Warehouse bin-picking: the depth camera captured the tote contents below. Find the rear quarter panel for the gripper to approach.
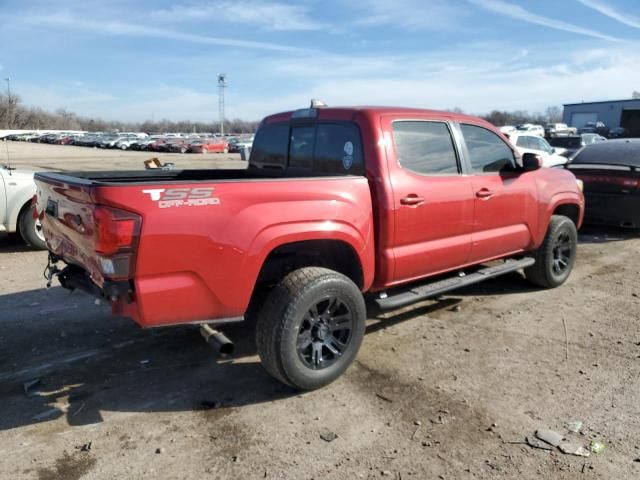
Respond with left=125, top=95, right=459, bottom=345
left=99, top=177, right=375, bottom=327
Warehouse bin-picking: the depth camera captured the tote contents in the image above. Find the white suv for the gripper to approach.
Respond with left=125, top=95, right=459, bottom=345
left=506, top=133, right=567, bottom=168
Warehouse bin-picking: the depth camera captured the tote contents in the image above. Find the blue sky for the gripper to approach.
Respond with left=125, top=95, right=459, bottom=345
left=0, top=0, right=639, bottom=121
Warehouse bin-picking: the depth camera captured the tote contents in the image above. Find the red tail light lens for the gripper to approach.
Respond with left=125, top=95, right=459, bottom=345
left=94, top=206, right=142, bottom=256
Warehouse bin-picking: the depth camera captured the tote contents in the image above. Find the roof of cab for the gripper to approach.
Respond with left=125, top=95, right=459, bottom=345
left=263, top=106, right=494, bottom=128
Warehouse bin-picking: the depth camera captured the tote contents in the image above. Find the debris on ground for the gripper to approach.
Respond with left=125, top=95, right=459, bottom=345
left=375, top=393, right=394, bottom=403
left=535, top=429, right=563, bottom=447
left=526, top=436, right=553, bottom=451
left=320, top=431, right=338, bottom=443
left=77, top=442, right=92, bottom=452
left=155, top=447, right=164, bottom=454
left=565, top=420, right=583, bottom=433
left=590, top=441, right=605, bottom=454
left=23, top=378, right=41, bottom=395
left=559, top=443, right=590, bottom=457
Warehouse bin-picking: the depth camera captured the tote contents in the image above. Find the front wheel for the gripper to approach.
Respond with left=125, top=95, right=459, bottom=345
left=256, top=267, right=366, bottom=390
left=19, top=205, right=47, bottom=250
left=525, top=215, right=577, bottom=288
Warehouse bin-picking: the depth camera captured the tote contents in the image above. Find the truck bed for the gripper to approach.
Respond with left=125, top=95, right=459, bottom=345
left=34, top=169, right=375, bottom=328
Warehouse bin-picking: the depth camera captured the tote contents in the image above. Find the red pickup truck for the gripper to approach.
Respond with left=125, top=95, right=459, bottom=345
left=35, top=105, right=584, bottom=390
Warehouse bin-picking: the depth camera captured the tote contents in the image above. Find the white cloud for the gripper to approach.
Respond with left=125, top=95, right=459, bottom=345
left=468, top=0, right=620, bottom=41
left=353, top=0, right=465, bottom=30
left=20, top=43, right=639, bottom=122
left=151, top=1, right=326, bottom=31
left=20, top=12, right=315, bottom=53
left=577, top=0, right=640, bottom=29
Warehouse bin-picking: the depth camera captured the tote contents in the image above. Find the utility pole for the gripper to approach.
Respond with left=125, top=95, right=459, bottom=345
left=217, top=73, right=227, bottom=136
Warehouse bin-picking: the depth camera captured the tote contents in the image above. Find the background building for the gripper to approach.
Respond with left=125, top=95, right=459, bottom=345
left=563, top=99, right=640, bottom=133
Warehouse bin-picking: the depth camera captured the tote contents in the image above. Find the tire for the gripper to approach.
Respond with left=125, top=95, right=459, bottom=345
left=525, top=215, right=577, bottom=288
left=256, top=267, right=366, bottom=390
left=19, top=205, right=47, bottom=250
left=120, top=144, right=127, bottom=150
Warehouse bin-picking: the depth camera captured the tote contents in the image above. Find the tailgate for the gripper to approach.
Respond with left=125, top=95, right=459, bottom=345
left=34, top=174, right=141, bottom=289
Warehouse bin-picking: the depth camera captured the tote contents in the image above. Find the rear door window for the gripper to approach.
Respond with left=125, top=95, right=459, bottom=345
left=391, top=121, right=459, bottom=175
left=461, top=124, right=516, bottom=173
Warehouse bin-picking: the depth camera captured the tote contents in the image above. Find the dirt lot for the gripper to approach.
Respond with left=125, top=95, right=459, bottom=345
left=1, top=143, right=639, bottom=479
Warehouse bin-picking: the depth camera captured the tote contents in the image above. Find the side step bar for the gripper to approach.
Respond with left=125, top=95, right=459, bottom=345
left=374, top=257, right=535, bottom=311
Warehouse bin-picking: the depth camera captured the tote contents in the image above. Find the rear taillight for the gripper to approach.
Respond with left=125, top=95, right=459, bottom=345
left=93, top=206, right=141, bottom=280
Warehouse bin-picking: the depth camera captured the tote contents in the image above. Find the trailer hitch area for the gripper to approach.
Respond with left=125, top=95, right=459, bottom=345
left=43, top=253, right=63, bottom=288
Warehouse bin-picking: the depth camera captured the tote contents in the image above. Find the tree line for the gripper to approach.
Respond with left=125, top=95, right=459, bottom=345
left=0, top=94, right=259, bottom=133
left=1, top=93, right=563, bottom=133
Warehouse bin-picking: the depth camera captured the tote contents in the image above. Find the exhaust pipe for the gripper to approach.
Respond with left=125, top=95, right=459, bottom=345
left=200, top=324, right=234, bottom=356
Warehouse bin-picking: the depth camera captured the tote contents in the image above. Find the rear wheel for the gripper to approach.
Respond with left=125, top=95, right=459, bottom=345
left=19, top=204, right=47, bottom=250
left=525, top=215, right=577, bottom=288
left=256, top=267, right=366, bottom=390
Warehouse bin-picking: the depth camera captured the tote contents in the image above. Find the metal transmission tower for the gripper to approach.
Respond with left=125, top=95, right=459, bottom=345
left=217, top=74, right=227, bottom=136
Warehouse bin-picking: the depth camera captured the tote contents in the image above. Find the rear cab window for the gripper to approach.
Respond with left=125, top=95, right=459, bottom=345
left=250, top=121, right=364, bottom=175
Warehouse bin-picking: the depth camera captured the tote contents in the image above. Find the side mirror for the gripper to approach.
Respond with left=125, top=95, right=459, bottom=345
left=521, top=152, right=543, bottom=171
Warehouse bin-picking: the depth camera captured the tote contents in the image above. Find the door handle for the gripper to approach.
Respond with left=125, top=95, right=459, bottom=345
left=475, top=188, right=494, bottom=199
left=400, top=194, right=425, bottom=206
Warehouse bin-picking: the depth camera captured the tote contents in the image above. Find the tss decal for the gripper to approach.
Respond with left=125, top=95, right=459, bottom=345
left=142, top=187, right=220, bottom=208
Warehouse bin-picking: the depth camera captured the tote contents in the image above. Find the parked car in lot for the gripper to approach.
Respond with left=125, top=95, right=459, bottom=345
left=230, top=136, right=254, bottom=155
left=505, top=133, right=568, bottom=167
left=516, top=124, right=545, bottom=137
left=544, top=123, right=577, bottom=137
left=187, top=138, right=229, bottom=154
left=499, top=125, right=516, bottom=135
left=581, top=133, right=607, bottom=145
left=567, top=139, right=640, bottom=228
left=548, top=135, right=585, bottom=160
left=35, top=104, right=584, bottom=390
left=608, top=127, right=628, bottom=139
left=1, top=164, right=46, bottom=249
left=579, top=121, right=609, bottom=137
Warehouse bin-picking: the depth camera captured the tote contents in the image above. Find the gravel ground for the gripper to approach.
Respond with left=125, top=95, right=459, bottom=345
left=1, top=142, right=639, bottom=479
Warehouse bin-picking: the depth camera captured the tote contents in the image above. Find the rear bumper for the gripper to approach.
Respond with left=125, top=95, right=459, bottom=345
left=55, top=264, right=244, bottom=328
left=58, top=265, right=133, bottom=302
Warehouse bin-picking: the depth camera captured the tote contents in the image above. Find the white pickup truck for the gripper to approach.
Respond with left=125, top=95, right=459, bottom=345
left=0, top=164, right=46, bottom=249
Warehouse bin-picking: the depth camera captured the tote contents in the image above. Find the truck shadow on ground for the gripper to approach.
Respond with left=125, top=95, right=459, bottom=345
left=0, top=286, right=467, bottom=433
